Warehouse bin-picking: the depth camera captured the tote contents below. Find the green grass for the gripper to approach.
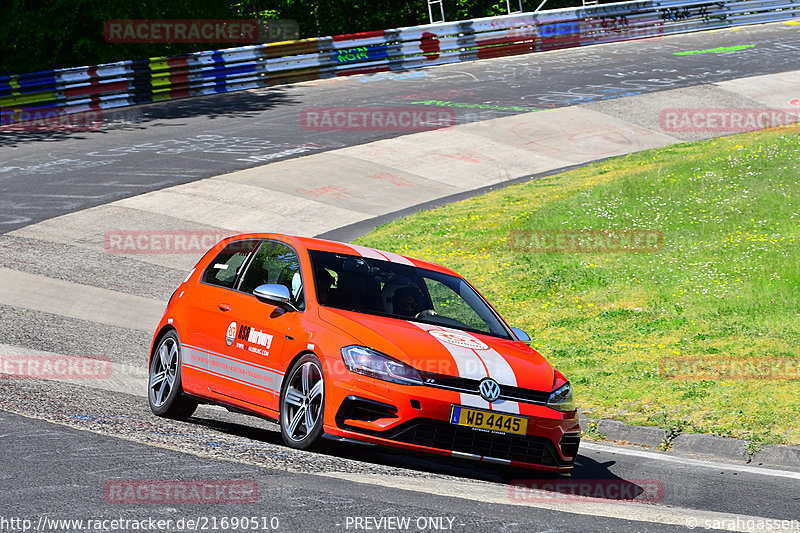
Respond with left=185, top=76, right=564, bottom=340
left=355, top=124, right=800, bottom=446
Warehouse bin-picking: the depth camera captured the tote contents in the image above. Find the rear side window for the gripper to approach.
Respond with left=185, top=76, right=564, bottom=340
left=202, top=240, right=259, bottom=289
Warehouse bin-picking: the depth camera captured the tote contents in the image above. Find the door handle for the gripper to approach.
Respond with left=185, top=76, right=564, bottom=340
left=218, top=303, right=231, bottom=312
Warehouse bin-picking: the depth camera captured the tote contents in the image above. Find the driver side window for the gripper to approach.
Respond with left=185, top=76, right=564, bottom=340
left=239, top=241, right=305, bottom=310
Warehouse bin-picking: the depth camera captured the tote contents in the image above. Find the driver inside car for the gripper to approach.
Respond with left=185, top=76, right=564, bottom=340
left=315, top=267, right=335, bottom=305
left=392, top=286, right=424, bottom=317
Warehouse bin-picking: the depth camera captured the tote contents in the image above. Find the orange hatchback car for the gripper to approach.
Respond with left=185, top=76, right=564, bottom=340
left=148, top=233, right=581, bottom=473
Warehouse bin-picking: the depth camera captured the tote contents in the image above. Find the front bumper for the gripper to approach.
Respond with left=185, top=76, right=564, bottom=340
left=324, top=373, right=581, bottom=472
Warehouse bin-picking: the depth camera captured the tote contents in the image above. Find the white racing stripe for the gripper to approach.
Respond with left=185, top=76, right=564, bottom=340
left=378, top=250, right=415, bottom=266
left=347, top=244, right=387, bottom=261
left=412, top=323, right=489, bottom=379
left=413, top=323, right=522, bottom=413
left=347, top=243, right=415, bottom=266
left=469, top=342, right=520, bottom=415
left=412, top=322, right=490, bottom=409
left=416, top=321, right=492, bottom=409
left=489, top=398, right=519, bottom=414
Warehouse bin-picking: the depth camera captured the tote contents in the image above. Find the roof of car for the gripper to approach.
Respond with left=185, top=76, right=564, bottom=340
left=227, top=233, right=459, bottom=277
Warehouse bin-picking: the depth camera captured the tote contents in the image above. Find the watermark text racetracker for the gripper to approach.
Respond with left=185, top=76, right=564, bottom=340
left=0, top=354, right=111, bottom=380
left=1, top=109, right=103, bottom=132
left=0, top=515, right=280, bottom=532
left=104, top=230, right=234, bottom=254
left=509, top=479, right=664, bottom=503
left=104, top=480, right=258, bottom=504
left=660, top=108, right=800, bottom=133
left=104, top=19, right=298, bottom=43
left=508, top=230, right=664, bottom=253
left=301, top=108, right=456, bottom=131
left=660, top=357, right=800, bottom=380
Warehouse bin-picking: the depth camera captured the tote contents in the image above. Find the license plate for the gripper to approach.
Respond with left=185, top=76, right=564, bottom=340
left=450, top=406, right=528, bottom=435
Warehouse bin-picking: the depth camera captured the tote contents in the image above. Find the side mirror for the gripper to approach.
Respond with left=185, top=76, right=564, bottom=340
left=511, top=327, right=531, bottom=343
left=253, top=284, right=293, bottom=309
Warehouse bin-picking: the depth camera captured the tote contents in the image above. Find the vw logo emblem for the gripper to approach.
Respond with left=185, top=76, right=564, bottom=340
left=479, top=378, right=501, bottom=403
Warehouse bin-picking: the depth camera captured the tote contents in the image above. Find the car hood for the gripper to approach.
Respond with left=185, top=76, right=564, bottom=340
left=317, top=307, right=554, bottom=392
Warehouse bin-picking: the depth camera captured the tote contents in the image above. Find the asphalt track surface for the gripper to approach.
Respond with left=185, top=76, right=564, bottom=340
left=2, top=23, right=800, bottom=533
left=2, top=23, right=800, bottom=231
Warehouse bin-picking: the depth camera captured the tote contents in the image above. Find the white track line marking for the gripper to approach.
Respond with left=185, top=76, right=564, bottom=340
left=0, top=268, right=164, bottom=332
left=320, top=472, right=800, bottom=532
left=0, top=344, right=146, bottom=397
left=580, top=442, right=800, bottom=480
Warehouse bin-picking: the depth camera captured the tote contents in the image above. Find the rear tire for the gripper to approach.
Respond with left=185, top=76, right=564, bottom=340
left=279, top=354, right=326, bottom=450
left=148, top=330, right=198, bottom=420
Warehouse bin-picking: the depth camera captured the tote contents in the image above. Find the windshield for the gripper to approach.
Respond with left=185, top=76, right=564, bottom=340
left=309, top=250, right=512, bottom=339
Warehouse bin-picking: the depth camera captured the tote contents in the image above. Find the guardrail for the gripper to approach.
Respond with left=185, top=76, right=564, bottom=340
left=1, top=0, right=797, bottom=125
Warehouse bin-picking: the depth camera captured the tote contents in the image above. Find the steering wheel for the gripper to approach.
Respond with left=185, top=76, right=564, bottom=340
left=415, top=309, right=438, bottom=319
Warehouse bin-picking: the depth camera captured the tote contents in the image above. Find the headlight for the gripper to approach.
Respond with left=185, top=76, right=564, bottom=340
left=341, top=345, right=423, bottom=386
left=547, top=381, right=576, bottom=412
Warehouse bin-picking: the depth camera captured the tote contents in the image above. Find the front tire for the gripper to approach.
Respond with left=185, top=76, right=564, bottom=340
left=279, top=354, right=326, bottom=450
left=148, top=330, right=197, bottom=420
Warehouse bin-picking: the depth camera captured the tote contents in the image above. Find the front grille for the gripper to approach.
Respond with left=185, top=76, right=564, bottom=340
left=420, top=373, right=551, bottom=405
left=386, top=419, right=566, bottom=467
